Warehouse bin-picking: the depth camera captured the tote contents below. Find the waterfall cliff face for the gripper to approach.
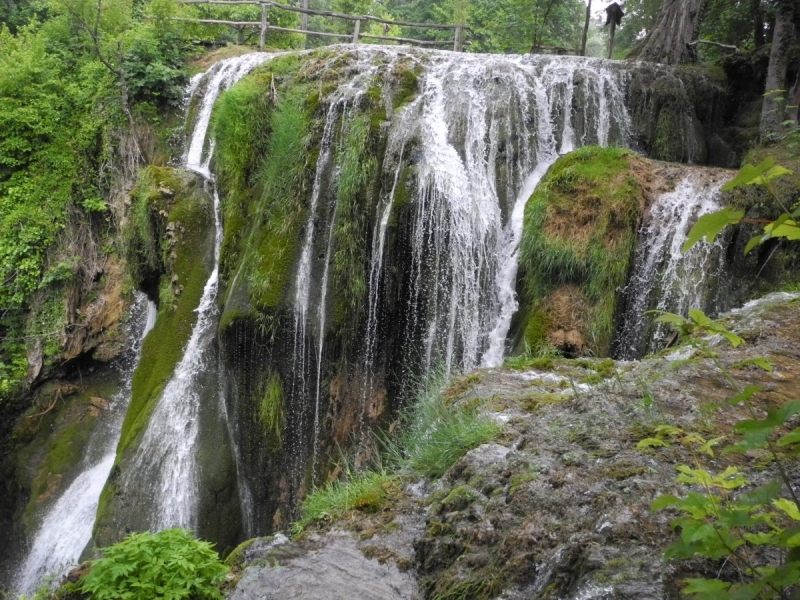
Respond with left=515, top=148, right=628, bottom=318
left=88, top=46, right=735, bottom=545
left=210, top=47, right=671, bottom=531
left=14, top=294, right=155, bottom=596
left=92, top=54, right=273, bottom=550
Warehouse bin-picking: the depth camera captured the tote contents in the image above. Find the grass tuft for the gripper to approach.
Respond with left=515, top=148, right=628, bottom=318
left=388, top=376, right=501, bottom=479
left=293, top=470, right=396, bottom=533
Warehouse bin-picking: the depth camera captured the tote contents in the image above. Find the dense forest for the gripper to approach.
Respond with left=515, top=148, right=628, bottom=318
left=2, top=0, right=800, bottom=598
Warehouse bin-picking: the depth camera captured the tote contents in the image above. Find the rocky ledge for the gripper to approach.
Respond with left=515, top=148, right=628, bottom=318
left=228, top=293, right=800, bottom=600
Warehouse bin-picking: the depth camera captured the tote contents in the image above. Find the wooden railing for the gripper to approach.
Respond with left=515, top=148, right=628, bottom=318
left=172, top=0, right=467, bottom=51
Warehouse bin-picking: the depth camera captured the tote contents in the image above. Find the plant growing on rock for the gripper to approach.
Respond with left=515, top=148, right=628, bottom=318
left=642, top=310, right=800, bottom=598
left=80, top=528, right=228, bottom=600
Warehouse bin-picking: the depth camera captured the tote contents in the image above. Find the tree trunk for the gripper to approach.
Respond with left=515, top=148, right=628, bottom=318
left=753, top=0, right=765, bottom=47
left=760, top=0, right=796, bottom=139
left=637, top=0, right=706, bottom=65
left=581, top=0, right=592, bottom=56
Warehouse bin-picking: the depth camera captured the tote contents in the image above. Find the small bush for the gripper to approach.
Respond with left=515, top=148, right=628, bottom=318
left=80, top=529, right=227, bottom=600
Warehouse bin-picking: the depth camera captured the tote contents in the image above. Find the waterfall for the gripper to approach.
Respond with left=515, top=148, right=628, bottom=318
left=614, top=170, right=733, bottom=359
left=387, top=53, right=631, bottom=375
left=122, top=52, right=273, bottom=530
left=14, top=294, right=156, bottom=596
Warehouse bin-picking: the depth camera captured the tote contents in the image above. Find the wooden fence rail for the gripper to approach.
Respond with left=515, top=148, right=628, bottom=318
left=171, top=0, right=466, bottom=51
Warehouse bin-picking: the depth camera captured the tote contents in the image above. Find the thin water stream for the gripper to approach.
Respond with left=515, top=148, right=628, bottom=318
left=14, top=294, right=156, bottom=596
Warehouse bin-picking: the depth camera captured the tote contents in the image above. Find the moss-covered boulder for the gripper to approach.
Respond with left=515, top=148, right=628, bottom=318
left=517, top=147, right=646, bottom=357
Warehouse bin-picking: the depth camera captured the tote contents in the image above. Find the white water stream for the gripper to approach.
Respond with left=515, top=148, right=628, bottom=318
left=14, top=294, right=156, bottom=596
left=615, top=171, right=733, bottom=359
left=122, top=53, right=273, bottom=531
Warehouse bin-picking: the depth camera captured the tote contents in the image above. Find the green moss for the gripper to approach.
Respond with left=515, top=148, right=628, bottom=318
left=117, top=170, right=214, bottom=457
left=224, top=538, right=256, bottom=568
left=440, top=485, right=476, bottom=512
left=519, top=147, right=643, bottom=356
left=331, top=113, right=379, bottom=325
left=504, top=355, right=555, bottom=370
left=652, top=111, right=684, bottom=163
left=520, top=392, right=569, bottom=413
left=523, top=308, right=550, bottom=354
left=393, top=65, right=419, bottom=109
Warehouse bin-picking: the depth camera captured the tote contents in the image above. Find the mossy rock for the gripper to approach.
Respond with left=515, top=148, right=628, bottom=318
left=116, top=167, right=215, bottom=459
left=518, top=147, right=646, bottom=357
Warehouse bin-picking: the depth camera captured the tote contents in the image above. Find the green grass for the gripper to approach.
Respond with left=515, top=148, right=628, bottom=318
left=388, top=377, right=501, bottom=479
left=293, top=375, right=501, bottom=534
left=257, top=371, right=284, bottom=449
left=213, top=61, right=311, bottom=312
left=293, top=470, right=397, bottom=533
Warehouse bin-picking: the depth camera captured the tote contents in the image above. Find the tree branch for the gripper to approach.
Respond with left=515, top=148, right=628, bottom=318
left=688, top=39, right=739, bottom=52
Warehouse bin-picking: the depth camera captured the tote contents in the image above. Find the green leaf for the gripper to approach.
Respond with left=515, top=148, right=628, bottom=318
left=774, top=498, right=800, bottom=521
left=653, top=312, right=688, bottom=326
left=651, top=494, right=681, bottom=511
left=681, top=578, right=730, bottom=597
left=682, top=207, right=745, bottom=253
left=721, top=158, right=776, bottom=191
left=725, top=385, right=762, bottom=407
left=778, top=427, right=800, bottom=447
left=765, top=218, right=800, bottom=241
left=751, top=165, right=793, bottom=185
left=732, top=358, right=773, bottom=372
left=688, top=309, right=712, bottom=327
left=637, top=437, right=669, bottom=449
left=744, top=234, right=765, bottom=255
left=738, top=480, right=782, bottom=506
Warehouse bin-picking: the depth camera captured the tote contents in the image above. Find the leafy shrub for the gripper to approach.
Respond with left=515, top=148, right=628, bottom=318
left=642, top=310, right=800, bottom=598
left=81, top=529, right=227, bottom=600
left=123, top=27, right=188, bottom=110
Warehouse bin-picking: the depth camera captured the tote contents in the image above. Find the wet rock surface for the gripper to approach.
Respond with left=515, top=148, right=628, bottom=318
left=231, top=293, right=800, bottom=599
left=229, top=531, right=420, bottom=600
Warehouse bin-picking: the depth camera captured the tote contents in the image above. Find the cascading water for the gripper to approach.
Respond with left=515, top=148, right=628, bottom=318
left=121, top=52, right=273, bottom=530
left=614, top=170, right=733, bottom=359
left=14, top=294, right=156, bottom=596
left=374, top=53, right=631, bottom=376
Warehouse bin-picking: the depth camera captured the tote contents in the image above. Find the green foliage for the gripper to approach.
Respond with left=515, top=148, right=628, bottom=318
left=645, top=309, right=800, bottom=598
left=387, top=377, right=501, bottom=479
left=652, top=309, right=745, bottom=348
left=257, top=370, right=284, bottom=447
left=123, top=26, right=188, bottom=110
left=387, top=0, right=585, bottom=54
left=683, top=159, right=798, bottom=255
left=294, top=374, right=499, bottom=534
left=331, top=111, right=377, bottom=324
left=293, top=470, right=397, bottom=533
left=81, top=529, right=228, bottom=600
left=212, top=59, right=311, bottom=311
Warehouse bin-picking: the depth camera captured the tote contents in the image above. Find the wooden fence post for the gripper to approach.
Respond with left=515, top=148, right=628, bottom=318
left=301, top=0, right=309, bottom=31
left=259, top=2, right=268, bottom=50
left=453, top=24, right=464, bottom=52
left=352, top=18, right=361, bottom=43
